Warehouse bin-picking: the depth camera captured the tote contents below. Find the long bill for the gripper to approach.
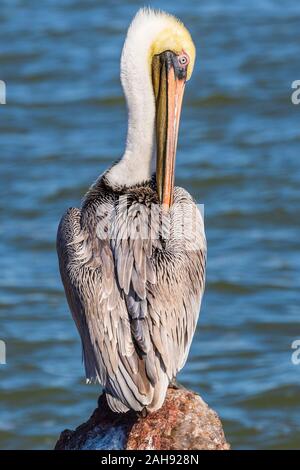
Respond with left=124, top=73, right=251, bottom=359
left=153, top=52, right=186, bottom=208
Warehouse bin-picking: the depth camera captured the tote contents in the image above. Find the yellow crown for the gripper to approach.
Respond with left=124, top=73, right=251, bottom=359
left=149, top=15, right=196, bottom=81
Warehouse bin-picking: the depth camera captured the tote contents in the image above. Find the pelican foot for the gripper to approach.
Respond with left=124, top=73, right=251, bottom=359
left=169, top=379, right=188, bottom=391
left=138, top=407, right=148, bottom=418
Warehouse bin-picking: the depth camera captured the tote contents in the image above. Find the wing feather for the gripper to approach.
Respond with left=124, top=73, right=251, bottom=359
left=56, top=185, right=206, bottom=412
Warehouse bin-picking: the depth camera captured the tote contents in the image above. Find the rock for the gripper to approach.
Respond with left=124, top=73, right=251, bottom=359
left=55, top=388, right=230, bottom=450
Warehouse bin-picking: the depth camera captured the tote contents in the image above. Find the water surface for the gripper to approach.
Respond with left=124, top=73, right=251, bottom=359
left=0, top=0, right=300, bottom=449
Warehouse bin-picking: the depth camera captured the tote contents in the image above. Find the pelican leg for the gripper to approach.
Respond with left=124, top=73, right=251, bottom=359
left=169, top=378, right=188, bottom=391
left=139, top=407, right=148, bottom=418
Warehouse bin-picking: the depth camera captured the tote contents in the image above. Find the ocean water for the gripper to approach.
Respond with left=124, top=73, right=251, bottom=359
left=0, top=0, right=300, bottom=450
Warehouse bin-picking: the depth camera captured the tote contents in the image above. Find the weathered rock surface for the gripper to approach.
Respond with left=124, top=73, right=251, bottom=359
left=55, top=388, right=230, bottom=450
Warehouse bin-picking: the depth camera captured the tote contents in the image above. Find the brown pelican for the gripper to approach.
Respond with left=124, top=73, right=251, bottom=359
left=57, top=8, right=206, bottom=413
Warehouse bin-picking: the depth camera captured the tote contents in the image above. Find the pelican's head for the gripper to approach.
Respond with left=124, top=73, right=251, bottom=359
left=112, top=8, right=196, bottom=206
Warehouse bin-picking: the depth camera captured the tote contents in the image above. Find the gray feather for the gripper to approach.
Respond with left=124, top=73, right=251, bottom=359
left=56, top=180, right=206, bottom=413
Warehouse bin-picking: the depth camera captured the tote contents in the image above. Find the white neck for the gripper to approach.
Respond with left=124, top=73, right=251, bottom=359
left=105, top=10, right=171, bottom=188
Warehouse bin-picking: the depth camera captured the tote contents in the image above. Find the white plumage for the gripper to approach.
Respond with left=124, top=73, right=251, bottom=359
left=107, top=8, right=193, bottom=188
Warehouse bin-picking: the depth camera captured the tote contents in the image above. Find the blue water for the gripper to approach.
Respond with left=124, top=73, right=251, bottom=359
left=1, top=0, right=300, bottom=449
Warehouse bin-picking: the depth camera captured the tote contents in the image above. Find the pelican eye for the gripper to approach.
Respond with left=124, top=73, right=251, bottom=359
left=178, top=54, right=189, bottom=66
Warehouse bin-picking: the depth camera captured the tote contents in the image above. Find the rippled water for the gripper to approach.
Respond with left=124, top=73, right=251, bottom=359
left=1, top=0, right=300, bottom=450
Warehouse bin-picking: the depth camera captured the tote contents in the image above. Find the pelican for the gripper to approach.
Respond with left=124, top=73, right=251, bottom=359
left=57, top=8, right=206, bottom=413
